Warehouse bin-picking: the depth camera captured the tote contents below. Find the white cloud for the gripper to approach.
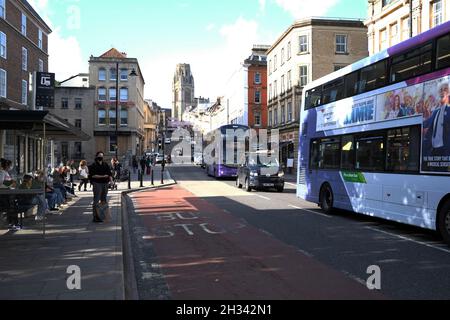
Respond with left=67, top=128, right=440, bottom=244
left=206, top=23, right=216, bottom=32
left=274, top=0, right=340, bottom=18
left=26, top=0, right=86, bottom=81
left=259, top=0, right=266, bottom=12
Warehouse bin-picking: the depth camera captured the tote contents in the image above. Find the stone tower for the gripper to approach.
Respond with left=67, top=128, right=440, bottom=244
left=172, top=64, right=195, bottom=121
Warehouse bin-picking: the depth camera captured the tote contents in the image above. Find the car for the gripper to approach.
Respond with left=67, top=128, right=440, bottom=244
left=165, top=138, right=172, bottom=144
left=155, top=154, right=164, bottom=164
left=193, top=153, right=203, bottom=166
left=236, top=158, right=285, bottom=193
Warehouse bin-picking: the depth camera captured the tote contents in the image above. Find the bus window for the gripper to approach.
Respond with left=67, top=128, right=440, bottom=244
left=344, top=71, right=359, bottom=98
left=341, top=135, right=355, bottom=170
left=355, top=135, right=385, bottom=172
left=386, top=126, right=420, bottom=172
left=319, top=138, right=341, bottom=170
left=436, top=33, right=450, bottom=70
left=390, top=43, right=433, bottom=83
left=322, top=78, right=345, bottom=105
left=310, top=140, right=320, bottom=170
left=305, top=87, right=322, bottom=110
left=358, top=60, right=387, bottom=94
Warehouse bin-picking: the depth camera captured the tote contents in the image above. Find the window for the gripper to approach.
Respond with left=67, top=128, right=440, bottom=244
left=22, top=47, right=27, bottom=71
left=269, top=60, right=272, bottom=74
left=38, top=29, right=43, bottom=49
left=74, top=142, right=82, bottom=155
left=287, top=70, right=292, bottom=90
left=109, top=87, right=117, bottom=101
left=355, top=135, right=385, bottom=171
left=299, top=65, right=308, bottom=87
left=359, top=60, right=387, bottom=93
left=390, top=23, right=398, bottom=46
left=98, top=88, right=107, bottom=101
left=334, top=65, right=346, bottom=72
left=281, top=75, right=285, bottom=93
left=109, top=136, right=117, bottom=153
left=305, top=87, right=322, bottom=110
left=310, top=138, right=341, bottom=170
left=432, top=0, right=443, bottom=28
left=75, top=119, right=82, bottom=128
left=39, top=59, right=44, bottom=72
left=322, top=78, right=345, bottom=105
left=341, top=135, right=355, bottom=170
left=254, top=111, right=261, bottom=126
left=390, top=43, right=432, bottom=83
left=120, top=69, right=128, bottom=81
left=21, top=13, right=26, bottom=36
left=110, top=68, right=117, bottom=81
left=61, top=98, right=69, bottom=109
left=98, top=109, right=106, bottom=125
left=0, top=32, right=6, bottom=59
left=401, top=17, right=410, bottom=41
left=274, top=80, right=278, bottom=97
left=269, top=84, right=272, bottom=100
left=274, top=55, right=277, bottom=71
left=345, top=71, right=359, bottom=97
left=120, top=88, right=128, bottom=102
left=336, top=35, right=347, bottom=54
left=0, top=69, right=6, bottom=98
left=281, top=105, right=286, bottom=124
left=281, top=48, right=285, bottom=65
left=380, top=29, right=387, bottom=51
left=287, top=102, right=292, bottom=122
left=121, top=108, right=128, bottom=126
left=75, top=98, right=82, bottom=109
left=287, top=42, right=291, bottom=60
left=0, top=0, right=5, bottom=19
left=436, top=33, right=450, bottom=70
left=299, top=35, right=308, bottom=53
left=21, top=80, right=27, bottom=105
left=274, top=108, right=278, bottom=126
left=386, top=126, right=420, bottom=172
left=254, top=72, right=261, bottom=84
left=269, top=110, right=273, bottom=126
left=255, top=90, right=261, bottom=104
left=99, top=69, right=106, bottom=81
left=109, top=110, right=117, bottom=126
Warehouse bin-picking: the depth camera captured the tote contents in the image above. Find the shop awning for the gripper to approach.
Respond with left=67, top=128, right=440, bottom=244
left=0, top=110, right=91, bottom=141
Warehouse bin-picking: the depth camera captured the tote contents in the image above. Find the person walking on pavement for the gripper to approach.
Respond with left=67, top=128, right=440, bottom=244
left=140, top=156, right=146, bottom=175
left=132, top=156, right=138, bottom=175
left=88, top=152, right=113, bottom=223
left=78, top=160, right=90, bottom=192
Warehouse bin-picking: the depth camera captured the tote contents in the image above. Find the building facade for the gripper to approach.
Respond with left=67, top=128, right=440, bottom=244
left=245, top=45, right=269, bottom=130
left=0, top=0, right=51, bottom=171
left=50, top=82, right=95, bottom=164
left=267, top=18, right=368, bottom=170
left=89, top=48, right=146, bottom=160
left=365, top=0, right=449, bottom=55
left=172, top=63, right=195, bottom=121
left=143, top=99, right=162, bottom=153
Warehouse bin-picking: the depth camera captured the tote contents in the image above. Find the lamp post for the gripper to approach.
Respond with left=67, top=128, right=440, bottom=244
left=115, top=63, right=138, bottom=162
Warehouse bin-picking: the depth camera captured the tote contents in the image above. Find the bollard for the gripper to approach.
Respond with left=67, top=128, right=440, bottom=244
left=140, top=169, right=144, bottom=188
left=161, top=164, right=164, bottom=185
left=151, top=167, right=154, bottom=186
left=128, top=170, right=131, bottom=190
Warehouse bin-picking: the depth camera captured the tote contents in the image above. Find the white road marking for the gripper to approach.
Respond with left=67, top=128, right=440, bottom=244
left=288, top=205, right=332, bottom=219
left=257, top=195, right=271, bottom=201
left=288, top=205, right=303, bottom=210
left=366, top=227, right=450, bottom=254
left=286, top=182, right=297, bottom=187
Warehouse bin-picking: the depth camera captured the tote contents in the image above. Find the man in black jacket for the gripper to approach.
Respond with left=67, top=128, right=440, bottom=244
left=88, top=152, right=113, bottom=223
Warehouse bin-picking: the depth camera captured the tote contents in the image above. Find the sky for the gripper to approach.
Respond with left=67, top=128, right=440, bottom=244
left=28, top=0, right=368, bottom=108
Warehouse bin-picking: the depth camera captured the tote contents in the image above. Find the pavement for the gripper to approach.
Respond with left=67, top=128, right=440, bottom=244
left=0, top=165, right=173, bottom=300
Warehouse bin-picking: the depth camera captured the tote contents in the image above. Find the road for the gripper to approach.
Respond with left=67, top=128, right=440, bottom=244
left=125, top=164, right=450, bottom=300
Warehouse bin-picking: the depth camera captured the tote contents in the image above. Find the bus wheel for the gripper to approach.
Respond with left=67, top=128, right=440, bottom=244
left=320, top=183, right=334, bottom=214
left=245, top=179, right=252, bottom=192
left=438, top=200, right=450, bottom=246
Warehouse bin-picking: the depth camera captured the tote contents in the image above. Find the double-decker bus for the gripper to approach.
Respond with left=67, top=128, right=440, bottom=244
left=297, top=21, right=450, bottom=244
left=205, top=124, right=250, bottom=178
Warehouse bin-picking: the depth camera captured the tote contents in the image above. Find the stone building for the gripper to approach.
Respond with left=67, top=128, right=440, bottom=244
left=267, top=17, right=368, bottom=169
left=365, top=0, right=449, bottom=55
left=172, top=63, right=195, bottom=121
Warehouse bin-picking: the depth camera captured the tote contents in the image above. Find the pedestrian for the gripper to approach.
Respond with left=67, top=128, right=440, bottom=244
left=132, top=156, right=138, bottom=175
left=146, top=156, right=152, bottom=175
left=140, top=156, right=146, bottom=175
left=88, top=152, right=113, bottom=223
left=78, top=160, right=90, bottom=192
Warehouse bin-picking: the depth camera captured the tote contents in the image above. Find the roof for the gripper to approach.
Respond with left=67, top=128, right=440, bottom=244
left=0, top=110, right=91, bottom=141
left=99, top=48, right=127, bottom=59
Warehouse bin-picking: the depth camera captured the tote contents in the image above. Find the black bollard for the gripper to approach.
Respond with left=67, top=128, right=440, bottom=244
left=161, top=164, right=165, bottom=185
left=140, top=169, right=144, bottom=188
left=128, top=170, right=131, bottom=190
left=151, top=167, right=154, bottom=186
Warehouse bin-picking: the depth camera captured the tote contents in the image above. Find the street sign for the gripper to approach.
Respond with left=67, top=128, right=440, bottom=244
left=35, top=72, right=55, bottom=110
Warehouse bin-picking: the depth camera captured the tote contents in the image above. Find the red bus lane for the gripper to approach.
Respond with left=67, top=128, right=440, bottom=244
left=129, top=186, right=384, bottom=300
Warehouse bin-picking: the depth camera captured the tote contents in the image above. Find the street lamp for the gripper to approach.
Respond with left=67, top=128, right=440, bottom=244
left=115, top=64, right=138, bottom=161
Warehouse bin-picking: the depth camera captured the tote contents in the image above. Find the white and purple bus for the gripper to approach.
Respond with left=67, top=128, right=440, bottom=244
left=297, top=21, right=450, bottom=244
left=205, top=124, right=250, bottom=178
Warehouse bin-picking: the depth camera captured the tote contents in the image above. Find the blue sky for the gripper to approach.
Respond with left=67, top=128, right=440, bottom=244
left=30, top=0, right=368, bottom=107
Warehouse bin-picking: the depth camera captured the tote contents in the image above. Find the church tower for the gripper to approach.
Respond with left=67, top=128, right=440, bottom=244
left=172, top=64, right=195, bottom=121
